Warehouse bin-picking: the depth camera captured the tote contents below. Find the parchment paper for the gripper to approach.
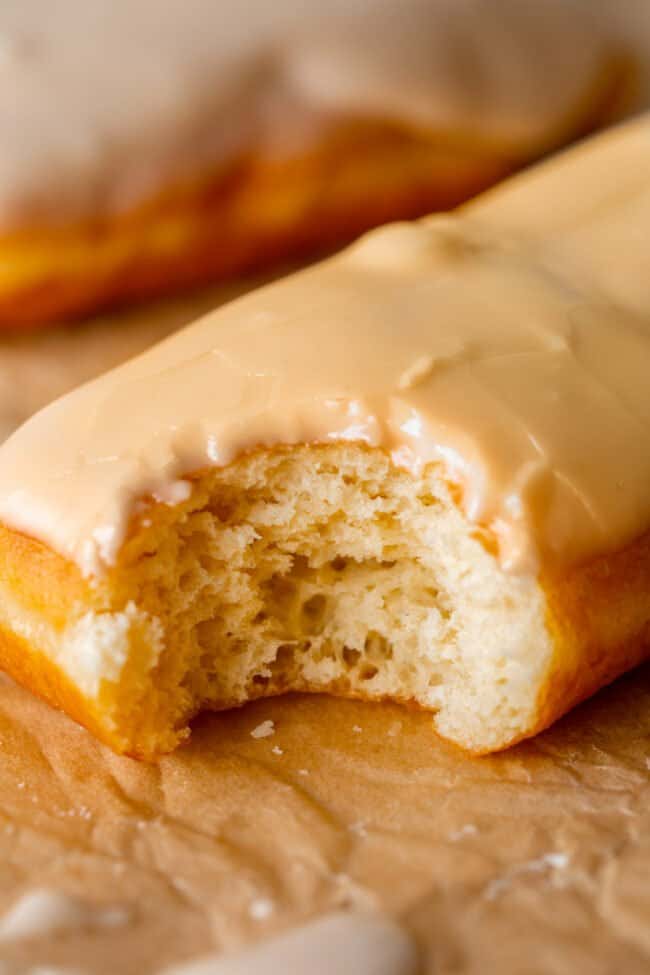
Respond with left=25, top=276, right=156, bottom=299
left=0, top=669, right=649, bottom=974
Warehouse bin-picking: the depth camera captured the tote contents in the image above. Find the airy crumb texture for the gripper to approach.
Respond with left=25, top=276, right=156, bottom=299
left=16, top=444, right=549, bottom=757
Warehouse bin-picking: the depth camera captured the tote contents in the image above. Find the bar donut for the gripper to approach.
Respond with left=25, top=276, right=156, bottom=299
left=0, top=0, right=634, bottom=328
left=0, top=117, right=649, bottom=758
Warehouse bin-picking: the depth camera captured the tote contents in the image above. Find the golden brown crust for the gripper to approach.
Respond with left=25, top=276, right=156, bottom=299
left=0, top=523, right=129, bottom=751
left=533, top=533, right=650, bottom=741
left=0, top=621, right=128, bottom=753
left=0, top=51, right=633, bottom=331
left=0, top=522, right=92, bottom=627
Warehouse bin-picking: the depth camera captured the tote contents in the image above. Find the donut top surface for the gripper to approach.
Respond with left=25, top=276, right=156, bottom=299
left=0, top=118, right=649, bottom=576
left=0, top=0, right=616, bottom=228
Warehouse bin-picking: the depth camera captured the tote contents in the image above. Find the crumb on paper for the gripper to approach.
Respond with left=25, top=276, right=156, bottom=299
left=250, top=720, right=275, bottom=740
left=543, top=853, right=569, bottom=869
left=271, top=745, right=283, bottom=756
left=249, top=898, right=274, bottom=921
left=352, top=725, right=363, bottom=734
left=297, top=769, right=309, bottom=777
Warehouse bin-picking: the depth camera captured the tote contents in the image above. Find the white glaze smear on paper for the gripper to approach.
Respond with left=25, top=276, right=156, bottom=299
left=160, top=912, right=419, bottom=975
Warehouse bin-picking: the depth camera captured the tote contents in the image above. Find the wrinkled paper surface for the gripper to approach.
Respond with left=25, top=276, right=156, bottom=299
left=0, top=675, right=649, bottom=974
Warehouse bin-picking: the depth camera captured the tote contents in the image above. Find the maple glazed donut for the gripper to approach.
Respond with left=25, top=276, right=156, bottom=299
left=0, top=117, right=649, bottom=757
left=0, top=0, right=634, bottom=328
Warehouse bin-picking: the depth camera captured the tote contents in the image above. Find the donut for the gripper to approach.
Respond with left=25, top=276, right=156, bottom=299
left=0, top=117, right=649, bottom=757
left=0, top=0, right=634, bottom=328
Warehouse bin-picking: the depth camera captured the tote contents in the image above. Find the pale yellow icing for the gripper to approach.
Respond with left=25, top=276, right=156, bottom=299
left=0, top=0, right=615, bottom=228
left=0, top=118, right=649, bottom=575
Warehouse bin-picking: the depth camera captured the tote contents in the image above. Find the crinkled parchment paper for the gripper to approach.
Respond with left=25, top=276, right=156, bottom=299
left=0, top=673, right=649, bottom=974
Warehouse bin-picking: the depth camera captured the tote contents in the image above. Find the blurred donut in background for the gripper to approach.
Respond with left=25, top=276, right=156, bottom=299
left=0, top=0, right=636, bottom=328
